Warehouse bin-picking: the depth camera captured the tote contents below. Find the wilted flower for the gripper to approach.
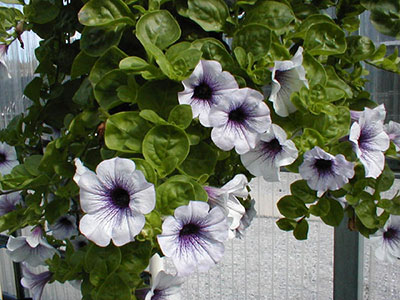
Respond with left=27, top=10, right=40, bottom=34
left=269, top=47, right=308, bottom=117
left=74, top=157, right=156, bottom=247
left=21, top=264, right=53, bottom=300
left=49, top=214, right=78, bottom=240
left=0, top=142, right=19, bottom=175
left=371, top=215, right=400, bottom=263
left=349, top=105, right=390, bottom=178
left=209, top=88, right=271, bottom=154
left=157, top=201, right=229, bottom=276
left=235, top=199, right=257, bottom=239
left=240, top=124, right=298, bottom=181
left=299, top=146, right=355, bottom=196
left=385, top=121, right=400, bottom=151
left=6, top=227, right=58, bottom=267
left=178, top=60, right=238, bottom=127
left=145, top=271, right=184, bottom=300
left=0, top=191, right=22, bottom=216
left=204, top=174, right=248, bottom=236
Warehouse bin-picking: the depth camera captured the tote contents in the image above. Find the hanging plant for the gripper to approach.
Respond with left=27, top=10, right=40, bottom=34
left=0, top=0, right=400, bottom=299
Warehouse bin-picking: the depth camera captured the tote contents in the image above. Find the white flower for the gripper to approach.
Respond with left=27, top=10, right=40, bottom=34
left=349, top=105, right=390, bottom=178
left=209, top=88, right=271, bottom=154
left=350, top=105, right=386, bottom=123
left=21, top=264, right=53, bottom=300
left=371, top=215, right=400, bottom=263
left=240, top=124, right=298, bottom=181
left=385, top=120, right=400, bottom=151
left=269, top=47, right=308, bottom=117
left=73, top=157, right=156, bottom=247
left=49, top=214, right=78, bottom=240
left=178, top=60, right=238, bottom=127
left=299, top=146, right=355, bottom=196
left=157, top=201, right=229, bottom=276
left=145, top=271, right=184, bottom=300
left=0, top=191, right=22, bottom=216
left=0, top=142, right=19, bottom=175
left=235, top=199, right=257, bottom=239
left=6, top=227, right=58, bottom=267
left=204, top=174, right=248, bottom=238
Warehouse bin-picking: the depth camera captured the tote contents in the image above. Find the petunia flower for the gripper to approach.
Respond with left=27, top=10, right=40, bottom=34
left=178, top=60, right=238, bottom=127
left=235, top=199, right=257, bottom=239
left=350, top=105, right=386, bottom=123
left=269, top=47, right=308, bottom=117
left=204, top=174, right=248, bottom=237
left=349, top=105, right=390, bottom=178
left=21, top=264, right=53, bottom=300
left=0, top=142, right=19, bottom=175
left=0, top=191, right=22, bottom=216
left=70, top=235, right=89, bottom=250
left=157, top=201, right=229, bottom=276
left=370, top=215, right=400, bottom=263
left=6, top=227, right=58, bottom=267
left=73, top=157, right=156, bottom=247
left=209, top=88, right=271, bottom=154
left=49, top=214, right=78, bottom=240
left=299, top=146, right=355, bottom=196
left=145, top=271, right=184, bottom=300
left=240, top=124, right=298, bottom=181
left=384, top=120, right=400, bottom=151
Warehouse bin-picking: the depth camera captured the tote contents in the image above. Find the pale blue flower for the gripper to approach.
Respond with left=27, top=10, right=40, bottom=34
left=209, top=88, right=271, bottom=154
left=145, top=271, right=184, bottom=300
left=157, top=201, right=229, bottom=276
left=21, top=263, right=52, bottom=300
left=0, top=191, right=22, bottom=216
left=178, top=60, right=238, bottom=127
left=385, top=120, right=400, bottom=151
left=49, top=214, right=78, bottom=240
left=371, top=215, right=400, bottom=263
left=74, top=157, right=156, bottom=247
left=0, top=142, right=18, bottom=175
left=299, top=146, right=355, bottom=196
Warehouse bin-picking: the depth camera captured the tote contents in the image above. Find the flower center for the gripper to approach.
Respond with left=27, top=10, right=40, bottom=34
left=59, top=217, right=72, bottom=226
left=0, top=153, right=6, bottom=163
left=179, top=223, right=200, bottom=237
left=384, top=227, right=398, bottom=241
left=315, top=159, right=333, bottom=174
left=274, top=70, right=286, bottom=83
left=193, top=82, right=212, bottom=100
left=152, top=289, right=164, bottom=300
left=262, top=138, right=282, bottom=157
left=229, top=106, right=247, bottom=123
left=111, top=187, right=130, bottom=208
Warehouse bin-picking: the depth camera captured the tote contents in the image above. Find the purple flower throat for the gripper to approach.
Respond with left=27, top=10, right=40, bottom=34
left=179, top=223, right=200, bottom=237
left=229, top=106, right=247, bottom=123
left=315, top=159, right=333, bottom=174
left=193, top=82, right=213, bottom=100
left=384, top=227, right=399, bottom=242
left=262, top=138, right=282, bottom=157
left=110, top=187, right=130, bottom=209
left=0, top=153, right=6, bottom=163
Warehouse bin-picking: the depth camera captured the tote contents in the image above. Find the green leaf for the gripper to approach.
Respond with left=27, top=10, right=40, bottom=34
left=276, top=218, right=296, bottom=231
left=303, top=53, right=327, bottom=87
left=78, top=0, right=134, bottom=26
left=23, top=0, right=60, bottom=24
left=355, top=199, right=379, bottom=229
left=165, top=42, right=202, bottom=78
left=132, top=158, right=157, bottom=184
left=304, top=23, right=347, bottom=55
left=277, top=195, right=308, bottom=218
left=325, top=66, right=353, bottom=98
left=232, top=24, right=271, bottom=61
left=139, top=110, right=169, bottom=125
left=375, top=165, right=394, bottom=192
left=244, top=1, right=294, bottom=30
left=71, top=51, right=98, bottom=79
left=192, top=38, right=235, bottom=72
left=96, top=273, right=131, bottom=300
left=187, top=0, right=229, bottom=32
left=345, top=35, right=375, bottom=62
left=168, top=104, right=193, bottom=129
left=89, top=47, right=127, bottom=85
left=156, top=179, right=195, bottom=215
left=293, top=218, right=309, bottom=240
left=94, top=70, right=129, bottom=109
left=178, top=141, right=217, bottom=179
left=321, top=198, right=344, bottom=226
left=24, top=77, right=43, bottom=104
left=85, top=244, right=121, bottom=274
left=309, top=197, right=330, bottom=216
left=136, top=10, right=181, bottom=50
left=105, top=111, right=151, bottom=153
left=290, top=180, right=317, bottom=204
left=142, top=125, right=190, bottom=177
left=80, top=24, right=125, bottom=57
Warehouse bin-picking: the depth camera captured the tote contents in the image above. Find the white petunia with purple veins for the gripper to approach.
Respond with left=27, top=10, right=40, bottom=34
left=73, top=157, right=156, bottom=247
left=269, top=47, right=308, bottom=117
left=49, top=214, right=78, bottom=240
left=349, top=105, right=390, bottom=178
left=204, top=174, right=248, bottom=238
left=0, top=191, right=22, bottom=216
left=209, top=88, right=271, bottom=154
left=157, top=201, right=229, bottom=276
left=370, top=215, right=400, bottom=263
left=145, top=271, right=184, bottom=300
left=240, top=124, right=298, bottom=181
left=385, top=120, right=400, bottom=151
left=21, top=264, right=53, bottom=300
left=0, top=142, right=19, bottom=175
left=178, top=60, right=238, bottom=127
left=299, top=146, right=355, bottom=196
left=6, top=227, right=58, bottom=267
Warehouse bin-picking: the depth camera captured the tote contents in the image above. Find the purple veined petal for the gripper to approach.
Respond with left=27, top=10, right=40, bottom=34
left=371, top=215, right=400, bottom=263
left=96, top=157, right=136, bottom=183
left=111, top=211, right=145, bottom=246
left=385, top=120, right=400, bottom=151
left=359, top=148, right=386, bottom=179
left=145, top=270, right=184, bottom=300
left=79, top=213, right=113, bottom=247
left=49, top=215, right=78, bottom=240
left=128, top=171, right=156, bottom=215
left=21, top=264, right=53, bottom=300
left=0, top=191, right=22, bottom=216
left=26, top=227, right=44, bottom=248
